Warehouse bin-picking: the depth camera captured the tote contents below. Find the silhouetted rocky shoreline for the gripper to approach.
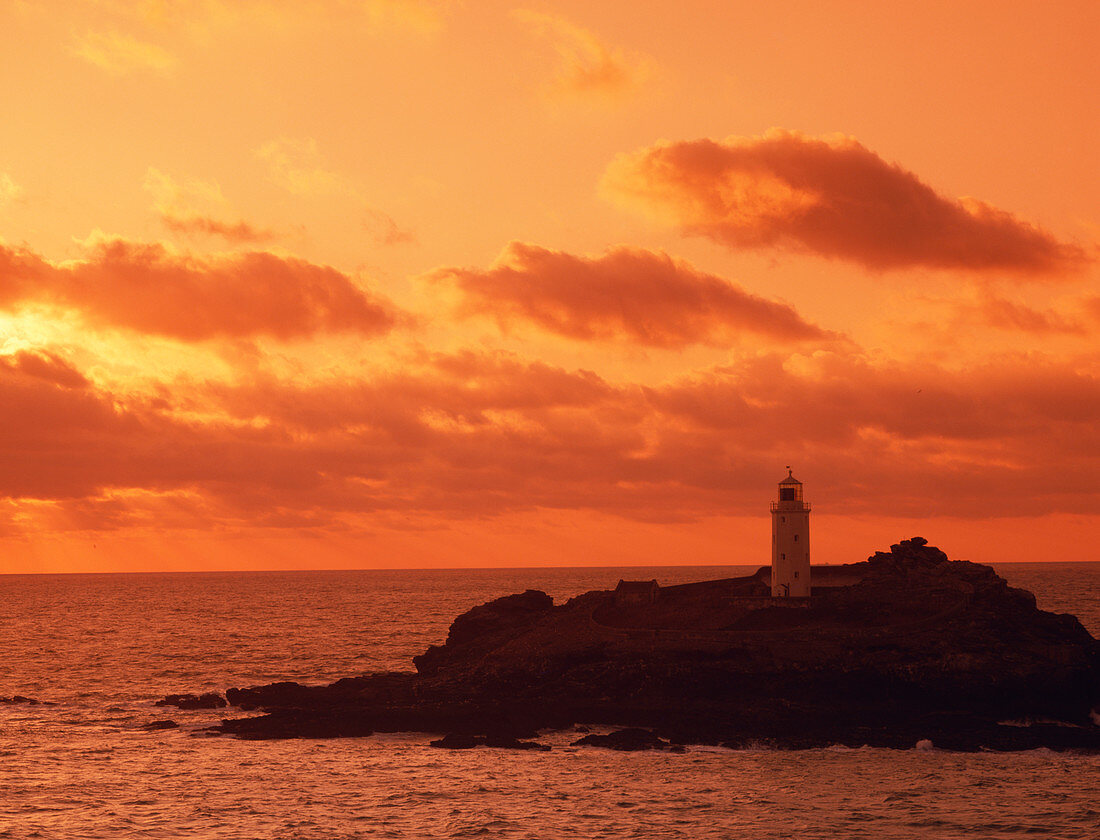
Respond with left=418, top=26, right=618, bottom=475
left=160, top=539, right=1100, bottom=752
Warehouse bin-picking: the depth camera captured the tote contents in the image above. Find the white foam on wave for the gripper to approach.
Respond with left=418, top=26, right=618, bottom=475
left=998, top=717, right=1081, bottom=728
left=683, top=744, right=740, bottom=754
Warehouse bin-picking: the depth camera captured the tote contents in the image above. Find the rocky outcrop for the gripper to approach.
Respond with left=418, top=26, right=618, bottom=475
left=414, top=589, right=554, bottom=676
left=207, top=538, right=1100, bottom=751
left=571, top=728, right=684, bottom=752
left=143, top=719, right=179, bottom=730
left=429, top=733, right=551, bottom=751
left=156, top=692, right=227, bottom=710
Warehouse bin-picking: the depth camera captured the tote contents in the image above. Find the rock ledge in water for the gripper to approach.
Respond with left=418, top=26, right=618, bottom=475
left=429, top=733, right=550, bottom=751
left=156, top=692, right=227, bottom=710
left=571, top=728, right=684, bottom=752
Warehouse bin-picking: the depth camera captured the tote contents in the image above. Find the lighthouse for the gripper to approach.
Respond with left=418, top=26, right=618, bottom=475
left=771, top=467, right=811, bottom=597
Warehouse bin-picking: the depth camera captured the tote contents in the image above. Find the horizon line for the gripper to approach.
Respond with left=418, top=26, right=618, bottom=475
left=2, top=559, right=1097, bottom=577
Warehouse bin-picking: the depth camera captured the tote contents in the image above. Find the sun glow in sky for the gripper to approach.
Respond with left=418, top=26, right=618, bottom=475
left=1, top=0, right=1097, bottom=572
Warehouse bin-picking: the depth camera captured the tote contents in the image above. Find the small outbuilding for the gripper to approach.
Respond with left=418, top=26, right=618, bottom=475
left=614, top=579, right=660, bottom=606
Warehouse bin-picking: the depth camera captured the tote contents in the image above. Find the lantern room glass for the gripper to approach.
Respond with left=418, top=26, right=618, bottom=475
left=778, top=484, right=802, bottom=502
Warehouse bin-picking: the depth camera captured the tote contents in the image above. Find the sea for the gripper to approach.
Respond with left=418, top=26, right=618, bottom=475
left=1, top=562, right=1099, bottom=840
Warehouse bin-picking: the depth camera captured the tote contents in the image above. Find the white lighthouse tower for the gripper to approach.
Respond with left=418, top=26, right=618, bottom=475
left=771, top=467, right=811, bottom=597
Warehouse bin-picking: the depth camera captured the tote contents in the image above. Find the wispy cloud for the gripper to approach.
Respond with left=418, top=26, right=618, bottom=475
left=364, top=209, right=417, bottom=246
left=102, top=0, right=453, bottom=39
left=958, top=293, right=1087, bottom=334
left=159, top=214, right=276, bottom=243
left=255, top=138, right=416, bottom=244
left=72, top=30, right=176, bottom=75
left=144, top=167, right=225, bottom=210
left=0, top=173, right=24, bottom=208
left=255, top=138, right=344, bottom=197
left=356, top=0, right=452, bottom=35
left=143, top=167, right=275, bottom=243
left=512, top=9, right=655, bottom=99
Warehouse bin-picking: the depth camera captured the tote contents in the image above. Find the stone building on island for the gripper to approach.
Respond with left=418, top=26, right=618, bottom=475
left=614, top=579, right=660, bottom=606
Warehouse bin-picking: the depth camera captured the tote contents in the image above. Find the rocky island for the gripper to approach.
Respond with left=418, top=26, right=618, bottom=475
left=169, top=539, right=1100, bottom=751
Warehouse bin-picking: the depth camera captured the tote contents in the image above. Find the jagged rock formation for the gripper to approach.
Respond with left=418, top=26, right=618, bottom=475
left=143, top=719, right=179, bottom=730
left=198, top=539, right=1100, bottom=751
left=571, top=728, right=685, bottom=752
left=429, top=732, right=550, bottom=751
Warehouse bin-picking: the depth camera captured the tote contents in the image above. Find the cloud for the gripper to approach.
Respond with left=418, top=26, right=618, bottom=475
left=159, top=214, right=276, bottom=243
left=1, top=344, right=1098, bottom=535
left=256, top=138, right=344, bottom=197
left=0, top=349, right=638, bottom=526
left=603, top=129, right=1088, bottom=274
left=255, top=139, right=412, bottom=242
left=651, top=352, right=1100, bottom=447
left=144, top=167, right=224, bottom=209
left=72, top=30, right=176, bottom=75
left=0, top=173, right=24, bottom=208
left=512, top=9, right=654, bottom=99
left=0, top=350, right=140, bottom=501
left=0, top=349, right=90, bottom=390
left=355, top=0, right=451, bottom=34
left=639, top=352, right=1100, bottom=518
left=0, top=238, right=400, bottom=341
left=144, top=167, right=275, bottom=243
left=1085, top=297, right=1100, bottom=323
left=95, top=0, right=453, bottom=41
left=958, top=293, right=1087, bottom=335
left=364, top=209, right=417, bottom=246
left=427, top=241, right=830, bottom=347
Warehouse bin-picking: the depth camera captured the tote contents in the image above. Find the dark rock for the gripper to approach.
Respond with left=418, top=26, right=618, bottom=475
left=226, top=682, right=311, bottom=709
left=571, top=728, right=684, bottom=752
left=868, top=536, right=948, bottom=568
left=415, top=590, right=553, bottom=676
left=430, top=732, right=550, bottom=750
left=447, top=589, right=554, bottom=647
left=0, top=695, right=40, bottom=705
left=429, top=732, right=480, bottom=749
left=143, top=719, right=179, bottom=730
left=483, top=734, right=551, bottom=751
left=156, top=692, right=227, bottom=710
left=197, top=538, right=1100, bottom=752
left=217, top=708, right=375, bottom=740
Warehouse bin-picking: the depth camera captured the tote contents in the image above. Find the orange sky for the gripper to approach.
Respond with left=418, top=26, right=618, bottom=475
left=1, top=0, right=1098, bottom=573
